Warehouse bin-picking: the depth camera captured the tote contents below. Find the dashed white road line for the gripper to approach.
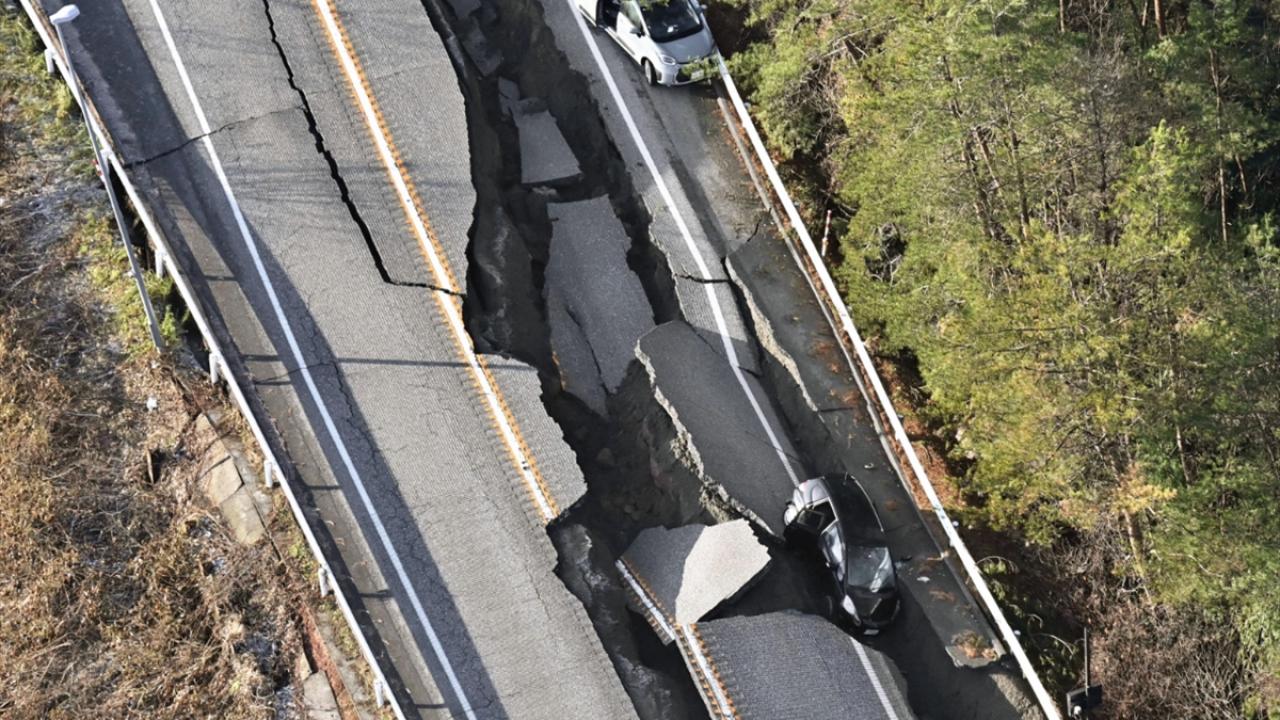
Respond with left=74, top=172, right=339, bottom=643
left=141, top=2, right=479, bottom=717
left=852, top=638, right=904, bottom=720
left=564, top=4, right=801, bottom=488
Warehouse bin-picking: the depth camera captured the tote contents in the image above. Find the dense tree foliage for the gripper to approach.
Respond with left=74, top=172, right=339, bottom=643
left=728, top=0, right=1280, bottom=716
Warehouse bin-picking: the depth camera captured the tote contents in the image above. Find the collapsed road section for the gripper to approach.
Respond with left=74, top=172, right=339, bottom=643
left=424, top=0, right=1045, bottom=716
left=422, top=0, right=942, bottom=718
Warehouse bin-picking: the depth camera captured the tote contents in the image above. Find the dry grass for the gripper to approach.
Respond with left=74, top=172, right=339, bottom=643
left=0, top=13, right=307, bottom=719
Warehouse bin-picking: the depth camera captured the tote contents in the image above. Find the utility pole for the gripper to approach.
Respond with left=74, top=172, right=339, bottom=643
left=1066, top=627, right=1103, bottom=718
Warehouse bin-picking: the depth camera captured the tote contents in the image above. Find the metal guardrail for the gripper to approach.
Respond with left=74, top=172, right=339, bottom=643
left=20, top=3, right=406, bottom=717
left=715, top=58, right=1062, bottom=720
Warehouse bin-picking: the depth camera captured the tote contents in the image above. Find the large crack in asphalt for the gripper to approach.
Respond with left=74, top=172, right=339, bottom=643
left=398, top=0, right=863, bottom=717
left=122, top=105, right=302, bottom=170
left=409, top=0, right=714, bottom=717
left=260, top=0, right=434, bottom=291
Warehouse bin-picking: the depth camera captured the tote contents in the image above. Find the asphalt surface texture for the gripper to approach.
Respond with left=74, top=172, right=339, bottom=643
left=47, top=0, right=635, bottom=717
left=692, top=611, right=916, bottom=720
left=635, top=320, right=805, bottom=537
left=545, top=196, right=653, bottom=412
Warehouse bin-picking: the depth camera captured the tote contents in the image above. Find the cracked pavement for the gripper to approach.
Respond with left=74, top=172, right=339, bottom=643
left=50, top=0, right=635, bottom=717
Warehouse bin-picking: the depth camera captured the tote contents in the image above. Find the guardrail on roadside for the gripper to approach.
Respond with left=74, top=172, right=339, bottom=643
left=714, top=58, right=1062, bottom=720
left=20, top=3, right=407, bottom=717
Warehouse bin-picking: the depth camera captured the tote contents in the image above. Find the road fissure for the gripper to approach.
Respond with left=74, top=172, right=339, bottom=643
left=139, top=1, right=484, bottom=716
left=306, top=0, right=560, bottom=529
left=561, top=4, right=803, bottom=489
left=260, top=0, right=432, bottom=291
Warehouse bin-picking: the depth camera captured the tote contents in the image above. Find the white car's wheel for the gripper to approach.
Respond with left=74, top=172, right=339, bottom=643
left=642, top=59, right=658, bottom=86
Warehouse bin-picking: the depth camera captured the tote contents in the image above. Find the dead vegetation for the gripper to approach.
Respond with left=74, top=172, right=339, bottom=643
left=0, top=13, right=309, bottom=719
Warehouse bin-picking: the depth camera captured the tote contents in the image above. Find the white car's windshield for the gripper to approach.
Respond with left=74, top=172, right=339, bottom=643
left=845, top=546, right=893, bottom=593
left=641, top=0, right=702, bottom=43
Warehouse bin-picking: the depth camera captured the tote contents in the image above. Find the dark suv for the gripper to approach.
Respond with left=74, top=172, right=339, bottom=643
left=783, top=474, right=900, bottom=632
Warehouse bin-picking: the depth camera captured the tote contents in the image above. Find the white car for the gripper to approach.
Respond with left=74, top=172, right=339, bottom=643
left=576, top=0, right=719, bottom=86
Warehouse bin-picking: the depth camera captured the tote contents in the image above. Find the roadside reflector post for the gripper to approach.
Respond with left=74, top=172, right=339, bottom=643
left=208, top=350, right=221, bottom=385
left=374, top=679, right=386, bottom=707
left=318, top=567, right=331, bottom=597
left=263, top=458, right=275, bottom=488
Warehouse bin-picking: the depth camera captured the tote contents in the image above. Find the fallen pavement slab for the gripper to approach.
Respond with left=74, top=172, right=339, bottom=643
left=546, top=196, right=655, bottom=397
left=619, top=520, right=770, bottom=644
left=512, top=98, right=581, bottom=185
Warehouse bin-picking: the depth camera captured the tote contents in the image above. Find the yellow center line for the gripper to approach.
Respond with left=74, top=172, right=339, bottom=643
left=309, top=0, right=560, bottom=522
left=685, top=623, right=740, bottom=720
left=619, top=557, right=676, bottom=628
left=617, top=559, right=741, bottom=718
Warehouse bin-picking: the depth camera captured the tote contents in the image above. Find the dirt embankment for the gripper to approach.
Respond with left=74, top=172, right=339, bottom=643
left=0, top=13, right=352, bottom=719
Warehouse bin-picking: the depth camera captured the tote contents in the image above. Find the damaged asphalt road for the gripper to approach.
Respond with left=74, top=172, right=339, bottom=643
left=48, top=0, right=1042, bottom=715
left=54, top=0, right=635, bottom=717
left=438, top=0, right=1043, bottom=716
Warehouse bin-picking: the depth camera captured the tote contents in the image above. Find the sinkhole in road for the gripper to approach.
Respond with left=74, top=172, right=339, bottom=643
left=410, top=0, right=830, bottom=716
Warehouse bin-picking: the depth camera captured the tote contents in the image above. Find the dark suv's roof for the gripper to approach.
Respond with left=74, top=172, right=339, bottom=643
left=820, top=473, right=885, bottom=544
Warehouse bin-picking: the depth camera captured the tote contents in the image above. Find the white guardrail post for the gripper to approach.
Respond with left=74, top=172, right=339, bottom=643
left=715, top=58, right=1062, bottom=720
left=21, top=3, right=404, bottom=716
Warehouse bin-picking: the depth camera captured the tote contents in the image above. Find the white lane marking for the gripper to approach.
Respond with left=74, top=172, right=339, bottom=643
left=679, top=625, right=735, bottom=719
left=564, top=8, right=800, bottom=488
left=311, top=0, right=557, bottom=524
left=141, top=3, right=479, bottom=717
left=852, top=638, right=903, bottom=720
left=615, top=560, right=677, bottom=643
